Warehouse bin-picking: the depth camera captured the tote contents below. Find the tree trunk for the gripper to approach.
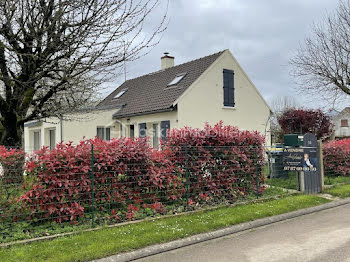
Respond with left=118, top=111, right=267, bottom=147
left=0, top=112, right=23, bottom=147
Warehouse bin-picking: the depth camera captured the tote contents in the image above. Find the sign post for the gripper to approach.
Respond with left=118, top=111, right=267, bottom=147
left=282, top=133, right=322, bottom=194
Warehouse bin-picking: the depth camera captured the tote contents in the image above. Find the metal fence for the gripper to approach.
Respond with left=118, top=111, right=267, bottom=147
left=0, top=144, right=277, bottom=243
left=2, top=142, right=347, bottom=243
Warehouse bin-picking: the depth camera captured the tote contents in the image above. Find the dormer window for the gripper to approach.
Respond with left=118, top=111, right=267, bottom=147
left=114, top=89, right=127, bottom=99
left=168, top=73, right=186, bottom=86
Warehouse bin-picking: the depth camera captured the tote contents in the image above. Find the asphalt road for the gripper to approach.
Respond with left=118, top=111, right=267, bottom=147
left=135, top=203, right=350, bottom=262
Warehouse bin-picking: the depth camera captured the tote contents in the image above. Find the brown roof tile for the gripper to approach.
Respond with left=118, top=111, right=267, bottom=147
left=96, top=50, right=225, bottom=118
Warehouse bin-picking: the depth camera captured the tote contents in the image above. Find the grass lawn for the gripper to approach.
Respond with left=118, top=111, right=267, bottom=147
left=325, top=183, right=350, bottom=198
left=267, top=175, right=350, bottom=190
left=0, top=195, right=330, bottom=262
left=266, top=173, right=298, bottom=190
left=324, top=176, right=350, bottom=186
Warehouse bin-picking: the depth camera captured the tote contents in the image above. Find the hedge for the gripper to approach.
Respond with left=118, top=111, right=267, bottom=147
left=15, top=122, right=266, bottom=224
left=164, top=122, right=266, bottom=205
left=323, top=138, right=350, bottom=177
left=20, top=138, right=181, bottom=223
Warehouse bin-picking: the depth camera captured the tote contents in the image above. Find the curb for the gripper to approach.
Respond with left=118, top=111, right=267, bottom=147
left=93, top=197, right=350, bottom=262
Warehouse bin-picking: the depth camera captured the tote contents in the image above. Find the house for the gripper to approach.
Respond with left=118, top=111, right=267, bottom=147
left=331, top=107, right=350, bottom=139
left=24, top=49, right=272, bottom=153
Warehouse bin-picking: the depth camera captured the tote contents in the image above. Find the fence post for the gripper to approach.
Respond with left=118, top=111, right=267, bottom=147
left=90, top=144, right=95, bottom=228
left=255, top=148, right=259, bottom=199
left=318, top=140, right=325, bottom=192
left=185, top=144, right=189, bottom=210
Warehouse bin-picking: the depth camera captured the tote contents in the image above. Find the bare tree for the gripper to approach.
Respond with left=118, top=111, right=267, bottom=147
left=290, top=0, right=350, bottom=101
left=269, top=96, right=299, bottom=144
left=0, top=0, right=167, bottom=146
left=270, top=96, right=299, bottom=115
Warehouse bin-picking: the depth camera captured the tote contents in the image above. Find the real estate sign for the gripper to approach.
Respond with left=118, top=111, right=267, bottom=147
left=282, top=133, right=321, bottom=194
left=283, top=146, right=318, bottom=172
left=283, top=147, right=304, bottom=171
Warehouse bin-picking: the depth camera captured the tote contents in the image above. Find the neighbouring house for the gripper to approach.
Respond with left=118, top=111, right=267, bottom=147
left=331, top=107, right=350, bottom=139
left=24, top=49, right=272, bottom=154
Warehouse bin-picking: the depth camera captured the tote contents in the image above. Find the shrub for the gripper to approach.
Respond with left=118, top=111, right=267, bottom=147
left=278, top=108, right=333, bottom=140
left=0, top=146, right=26, bottom=224
left=19, top=138, right=181, bottom=223
left=18, top=122, right=267, bottom=224
left=0, top=146, right=25, bottom=185
left=163, top=122, right=266, bottom=205
left=323, top=138, right=350, bottom=177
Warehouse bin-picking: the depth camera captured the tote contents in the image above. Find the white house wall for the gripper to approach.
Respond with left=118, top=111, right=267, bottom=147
left=24, top=109, right=179, bottom=153
left=24, top=118, right=61, bottom=154
left=117, top=111, right=178, bottom=142
left=24, top=109, right=118, bottom=154
left=333, top=111, right=350, bottom=138
left=61, top=109, right=118, bottom=142
left=176, top=50, right=271, bottom=145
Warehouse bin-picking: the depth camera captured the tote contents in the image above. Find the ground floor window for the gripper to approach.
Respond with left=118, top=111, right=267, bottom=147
left=129, top=125, right=135, bottom=139
left=49, top=129, right=56, bottom=150
left=97, top=127, right=111, bottom=141
left=139, top=123, right=147, bottom=138
left=160, top=120, right=170, bottom=141
left=33, top=130, right=41, bottom=151
left=152, top=123, right=159, bottom=148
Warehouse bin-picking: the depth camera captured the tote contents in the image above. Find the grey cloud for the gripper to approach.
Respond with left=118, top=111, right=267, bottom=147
left=103, top=0, right=336, bottom=108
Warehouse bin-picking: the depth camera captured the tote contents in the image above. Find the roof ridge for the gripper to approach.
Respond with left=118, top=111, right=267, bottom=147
left=123, top=49, right=226, bottom=83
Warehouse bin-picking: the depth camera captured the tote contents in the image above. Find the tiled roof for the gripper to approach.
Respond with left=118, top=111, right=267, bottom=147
left=96, top=50, right=225, bottom=118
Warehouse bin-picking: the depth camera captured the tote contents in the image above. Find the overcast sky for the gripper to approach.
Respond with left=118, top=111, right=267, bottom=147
left=103, top=0, right=339, bottom=110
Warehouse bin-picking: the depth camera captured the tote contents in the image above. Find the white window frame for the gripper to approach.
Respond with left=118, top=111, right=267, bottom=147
left=33, top=130, right=41, bottom=151
left=168, top=73, right=186, bottom=86
left=113, top=89, right=127, bottom=99
left=97, top=127, right=111, bottom=141
left=152, top=123, right=160, bottom=148
left=48, top=129, right=56, bottom=150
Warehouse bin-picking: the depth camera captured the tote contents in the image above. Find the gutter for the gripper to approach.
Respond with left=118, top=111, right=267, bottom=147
left=113, top=106, right=176, bottom=119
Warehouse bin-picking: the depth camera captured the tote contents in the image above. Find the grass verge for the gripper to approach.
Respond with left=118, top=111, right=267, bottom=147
left=324, top=176, right=350, bottom=186
left=0, top=187, right=287, bottom=244
left=325, top=183, right=350, bottom=198
left=266, top=173, right=298, bottom=190
left=0, top=195, right=330, bottom=262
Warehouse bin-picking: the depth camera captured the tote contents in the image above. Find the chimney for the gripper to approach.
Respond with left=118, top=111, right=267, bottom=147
left=161, top=52, right=174, bottom=70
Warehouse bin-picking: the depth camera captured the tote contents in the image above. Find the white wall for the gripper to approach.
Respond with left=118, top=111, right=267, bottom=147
left=118, top=111, right=178, bottom=146
left=24, top=118, right=61, bottom=154
left=61, top=109, right=118, bottom=142
left=24, top=109, right=119, bottom=154
left=176, top=50, right=271, bottom=145
left=333, top=111, right=350, bottom=138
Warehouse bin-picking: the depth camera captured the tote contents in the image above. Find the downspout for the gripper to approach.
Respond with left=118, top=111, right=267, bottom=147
left=264, top=110, right=273, bottom=147
left=59, top=116, right=63, bottom=142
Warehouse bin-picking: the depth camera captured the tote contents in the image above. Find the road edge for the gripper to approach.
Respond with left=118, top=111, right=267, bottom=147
left=94, top=197, right=350, bottom=262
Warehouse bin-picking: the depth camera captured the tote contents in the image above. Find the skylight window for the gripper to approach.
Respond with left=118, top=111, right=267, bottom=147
left=168, top=73, right=186, bottom=86
left=114, top=89, right=127, bottom=99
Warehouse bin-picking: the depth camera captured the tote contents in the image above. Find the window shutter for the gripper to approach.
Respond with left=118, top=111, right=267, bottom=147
left=160, top=120, right=170, bottom=141
left=341, top=119, right=349, bottom=127
left=139, top=123, right=147, bottom=138
left=223, top=69, right=235, bottom=107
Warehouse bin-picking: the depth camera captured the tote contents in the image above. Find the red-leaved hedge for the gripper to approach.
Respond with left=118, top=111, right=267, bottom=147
left=0, top=146, right=25, bottom=185
left=163, top=122, right=266, bottom=205
left=20, top=138, right=181, bottom=223
left=323, top=138, right=350, bottom=177
left=18, top=122, right=266, bottom=224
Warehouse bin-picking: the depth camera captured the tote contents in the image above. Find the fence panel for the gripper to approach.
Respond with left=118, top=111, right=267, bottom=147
left=0, top=144, right=271, bottom=243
